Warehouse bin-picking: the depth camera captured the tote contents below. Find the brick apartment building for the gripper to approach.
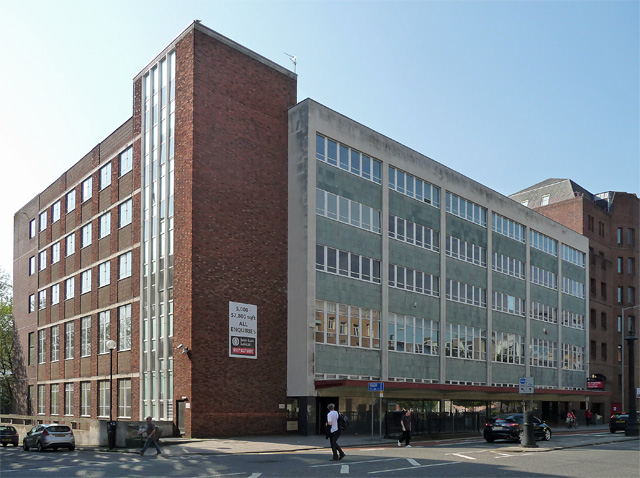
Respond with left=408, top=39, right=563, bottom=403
left=11, top=22, right=607, bottom=442
left=511, top=179, right=640, bottom=420
left=12, top=22, right=296, bottom=438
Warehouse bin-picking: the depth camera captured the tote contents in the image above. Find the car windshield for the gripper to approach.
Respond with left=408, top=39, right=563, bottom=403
left=0, top=426, right=16, bottom=432
left=47, top=426, right=71, bottom=433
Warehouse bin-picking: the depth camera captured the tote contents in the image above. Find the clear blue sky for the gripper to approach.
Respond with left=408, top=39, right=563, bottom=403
left=1, top=0, right=638, bottom=277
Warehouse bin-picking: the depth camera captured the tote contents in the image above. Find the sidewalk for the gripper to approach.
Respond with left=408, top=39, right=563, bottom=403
left=84, top=424, right=638, bottom=456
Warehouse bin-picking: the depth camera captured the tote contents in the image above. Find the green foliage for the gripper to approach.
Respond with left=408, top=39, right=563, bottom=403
left=0, top=267, right=14, bottom=412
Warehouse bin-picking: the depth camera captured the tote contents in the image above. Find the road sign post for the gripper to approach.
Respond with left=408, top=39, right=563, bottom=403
left=368, top=382, right=384, bottom=439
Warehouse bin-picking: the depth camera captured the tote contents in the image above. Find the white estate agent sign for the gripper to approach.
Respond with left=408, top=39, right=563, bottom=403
left=229, top=301, right=257, bottom=359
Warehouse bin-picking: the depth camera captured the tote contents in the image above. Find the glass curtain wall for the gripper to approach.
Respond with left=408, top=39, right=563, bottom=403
left=140, top=51, right=175, bottom=420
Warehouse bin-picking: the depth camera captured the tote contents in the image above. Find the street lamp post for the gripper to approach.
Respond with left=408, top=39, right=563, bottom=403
left=624, top=331, right=638, bottom=437
left=621, top=305, right=640, bottom=411
left=106, top=339, right=117, bottom=448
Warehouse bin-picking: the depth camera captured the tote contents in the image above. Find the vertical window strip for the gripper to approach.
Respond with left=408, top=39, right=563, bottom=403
left=388, top=264, right=440, bottom=297
left=389, top=215, right=440, bottom=252
left=314, top=299, right=380, bottom=349
left=530, top=264, right=558, bottom=290
left=530, top=301, right=558, bottom=324
left=388, top=166, right=441, bottom=208
left=492, top=331, right=525, bottom=364
left=445, top=323, right=486, bottom=360
left=316, top=245, right=381, bottom=284
left=561, top=244, right=585, bottom=268
left=530, top=338, right=558, bottom=368
left=387, top=313, right=439, bottom=355
left=492, top=291, right=526, bottom=316
left=530, top=230, right=558, bottom=256
left=562, top=277, right=585, bottom=298
left=561, top=310, right=584, bottom=330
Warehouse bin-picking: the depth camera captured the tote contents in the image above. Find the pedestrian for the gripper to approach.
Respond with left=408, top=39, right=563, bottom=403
left=585, top=409, right=592, bottom=426
left=138, top=416, right=162, bottom=456
left=326, top=403, right=345, bottom=461
left=398, top=409, right=412, bottom=447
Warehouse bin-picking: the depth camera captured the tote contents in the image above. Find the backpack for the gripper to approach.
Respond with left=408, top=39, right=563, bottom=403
left=338, top=413, right=349, bottom=431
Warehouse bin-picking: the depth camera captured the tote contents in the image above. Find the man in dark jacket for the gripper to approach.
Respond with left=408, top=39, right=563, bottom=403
left=398, top=409, right=412, bottom=447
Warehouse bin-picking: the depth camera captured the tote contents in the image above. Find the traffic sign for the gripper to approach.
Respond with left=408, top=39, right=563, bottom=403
left=368, top=382, right=384, bottom=392
left=519, top=377, right=534, bottom=394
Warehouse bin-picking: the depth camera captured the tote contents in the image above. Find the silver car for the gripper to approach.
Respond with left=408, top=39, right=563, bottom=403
left=23, top=424, right=75, bottom=452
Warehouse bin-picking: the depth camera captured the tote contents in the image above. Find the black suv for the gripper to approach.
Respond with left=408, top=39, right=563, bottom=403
left=484, top=413, right=552, bottom=443
left=610, top=412, right=640, bottom=433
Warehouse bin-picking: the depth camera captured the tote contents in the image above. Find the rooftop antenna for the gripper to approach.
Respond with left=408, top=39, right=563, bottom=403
left=284, top=52, right=297, bottom=73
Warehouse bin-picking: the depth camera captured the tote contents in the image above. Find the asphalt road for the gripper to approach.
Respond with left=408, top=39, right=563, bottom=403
left=1, top=434, right=639, bottom=477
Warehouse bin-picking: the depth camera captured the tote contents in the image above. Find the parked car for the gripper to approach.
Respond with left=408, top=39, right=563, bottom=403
left=610, top=412, right=640, bottom=433
left=22, top=424, right=75, bottom=452
left=484, top=413, right=552, bottom=443
left=0, top=425, right=19, bottom=447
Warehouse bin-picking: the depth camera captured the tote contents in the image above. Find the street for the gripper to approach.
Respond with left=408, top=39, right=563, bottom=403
left=1, top=433, right=639, bottom=478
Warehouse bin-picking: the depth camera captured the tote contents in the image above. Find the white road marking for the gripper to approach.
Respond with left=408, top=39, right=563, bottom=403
left=312, top=457, right=398, bottom=468
left=340, top=464, right=349, bottom=473
left=407, top=458, right=420, bottom=466
left=369, top=461, right=460, bottom=474
left=248, top=474, right=262, bottom=478
left=450, top=453, right=477, bottom=460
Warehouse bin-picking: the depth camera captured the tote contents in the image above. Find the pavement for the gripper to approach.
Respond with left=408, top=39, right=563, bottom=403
left=82, top=424, right=639, bottom=456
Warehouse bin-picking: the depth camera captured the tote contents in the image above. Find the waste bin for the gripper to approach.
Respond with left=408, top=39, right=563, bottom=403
left=107, top=421, right=117, bottom=449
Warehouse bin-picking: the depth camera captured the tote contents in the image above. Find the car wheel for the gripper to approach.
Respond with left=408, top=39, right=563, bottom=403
left=69, top=445, right=75, bottom=451
left=23, top=441, right=29, bottom=451
left=2, top=443, right=7, bottom=447
left=37, top=441, right=45, bottom=452
left=485, top=437, right=495, bottom=443
left=544, top=429, right=551, bottom=441
left=610, top=428, right=616, bottom=434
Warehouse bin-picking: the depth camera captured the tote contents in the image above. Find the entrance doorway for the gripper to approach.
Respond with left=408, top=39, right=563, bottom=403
left=316, top=396, right=339, bottom=435
left=176, top=400, right=187, bottom=436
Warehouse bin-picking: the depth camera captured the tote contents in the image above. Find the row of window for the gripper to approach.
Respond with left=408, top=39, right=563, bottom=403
left=316, top=134, right=382, bottom=183
left=492, top=213, right=525, bottom=243
left=530, top=265, right=557, bottom=290
left=562, top=244, right=585, bottom=268
left=314, top=300, right=381, bottom=349
left=389, top=215, right=440, bottom=252
left=29, top=252, right=133, bottom=311
left=446, top=192, right=487, bottom=227
left=531, top=301, right=559, bottom=325
left=315, top=245, right=381, bottom=284
left=30, top=148, right=133, bottom=239
left=29, top=199, right=133, bottom=277
left=389, top=166, right=440, bottom=207
left=446, top=279, right=487, bottom=307
left=446, top=235, right=486, bottom=267
left=389, top=264, right=440, bottom=297
left=492, top=252, right=525, bottom=279
left=492, top=291, right=525, bottom=316
left=530, top=230, right=558, bottom=257
left=29, top=305, right=132, bottom=365
left=32, top=379, right=131, bottom=418
left=616, top=257, right=636, bottom=275
left=316, top=188, right=381, bottom=234
left=616, top=227, right=635, bottom=247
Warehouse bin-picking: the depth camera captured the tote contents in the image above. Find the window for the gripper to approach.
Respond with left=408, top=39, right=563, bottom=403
left=629, top=258, right=636, bottom=275
left=561, top=310, right=584, bottom=330
left=118, top=304, right=132, bottom=350
left=601, top=343, right=607, bottom=361
left=99, top=163, right=111, bottom=190
left=39, top=211, right=47, bottom=232
left=316, top=188, right=382, bottom=234
left=446, top=235, right=486, bottom=266
left=493, top=291, right=525, bottom=316
left=81, top=224, right=92, bottom=248
left=618, top=257, right=624, bottom=273
left=98, top=381, right=109, bottom=418
left=51, top=284, right=60, bottom=305
left=314, top=300, right=381, bottom=349
left=81, top=316, right=91, bottom=357
left=118, top=379, right=132, bottom=418
left=530, top=337, right=557, bottom=368
left=28, top=294, right=35, bottom=313
left=28, top=386, right=34, bottom=415
left=51, top=325, right=59, bottom=362
left=52, top=201, right=61, bottom=223
left=389, top=215, right=439, bottom=252
left=65, top=277, right=75, bottom=300
left=617, top=227, right=623, bottom=245
left=588, top=215, right=594, bottom=232
left=80, top=382, right=91, bottom=417
left=540, top=194, right=550, bottom=206
left=38, top=385, right=45, bottom=415
left=388, top=264, right=440, bottom=297
left=446, top=279, right=487, bottom=307
left=601, top=312, right=607, bottom=330
left=445, top=322, right=487, bottom=360
left=28, top=332, right=35, bottom=365
left=492, top=252, right=525, bottom=279
left=98, top=261, right=110, bottom=287
left=316, top=245, right=381, bottom=284
left=29, top=219, right=36, bottom=238
left=599, top=221, right=605, bottom=237
left=601, top=282, right=607, bottom=299
left=82, top=177, right=92, bottom=202
left=531, top=302, right=558, bottom=324
left=65, top=322, right=74, bottom=360
left=387, top=313, right=439, bottom=355
left=445, top=192, right=486, bottom=226
left=590, top=340, right=596, bottom=360
left=561, top=343, right=584, bottom=370
left=66, top=233, right=75, bottom=256
left=561, top=244, right=585, bottom=267
left=120, top=146, right=133, bottom=176
left=38, top=290, right=46, bottom=310
left=590, top=309, right=596, bottom=328
left=492, top=213, right=525, bottom=243
left=521, top=200, right=528, bottom=207
left=629, top=228, right=635, bottom=246
left=81, top=270, right=91, bottom=294
left=629, top=287, right=636, bottom=305
left=530, top=265, right=557, bottom=290
left=618, top=286, right=624, bottom=303
left=29, top=256, right=36, bottom=275
left=492, top=331, right=525, bottom=364
left=389, top=166, right=440, bottom=207
left=119, top=199, right=133, bottom=228
left=67, top=190, right=76, bottom=212
left=119, top=252, right=132, bottom=279
left=39, top=250, right=47, bottom=271
left=600, top=251, right=606, bottom=270
left=590, top=278, right=596, bottom=296
left=316, top=134, right=382, bottom=184
left=38, top=329, right=46, bottom=364
left=562, top=277, right=584, bottom=298
left=98, top=311, right=111, bottom=354
left=51, top=242, right=61, bottom=264
left=530, top=230, right=558, bottom=256
left=64, top=383, right=74, bottom=416
left=618, top=315, right=623, bottom=332
left=99, top=212, right=111, bottom=239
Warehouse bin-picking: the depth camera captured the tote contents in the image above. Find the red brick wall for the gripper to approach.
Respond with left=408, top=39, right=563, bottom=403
left=173, top=28, right=297, bottom=437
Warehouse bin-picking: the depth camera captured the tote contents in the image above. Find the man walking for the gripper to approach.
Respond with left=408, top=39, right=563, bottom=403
left=585, top=409, right=592, bottom=426
left=327, top=404, right=345, bottom=461
left=139, top=416, right=162, bottom=456
left=398, top=409, right=412, bottom=447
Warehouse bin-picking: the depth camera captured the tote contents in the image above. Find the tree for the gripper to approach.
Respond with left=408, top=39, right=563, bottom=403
left=0, top=267, right=14, bottom=414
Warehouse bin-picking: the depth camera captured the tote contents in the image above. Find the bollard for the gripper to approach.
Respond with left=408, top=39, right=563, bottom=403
left=520, top=411, right=538, bottom=448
